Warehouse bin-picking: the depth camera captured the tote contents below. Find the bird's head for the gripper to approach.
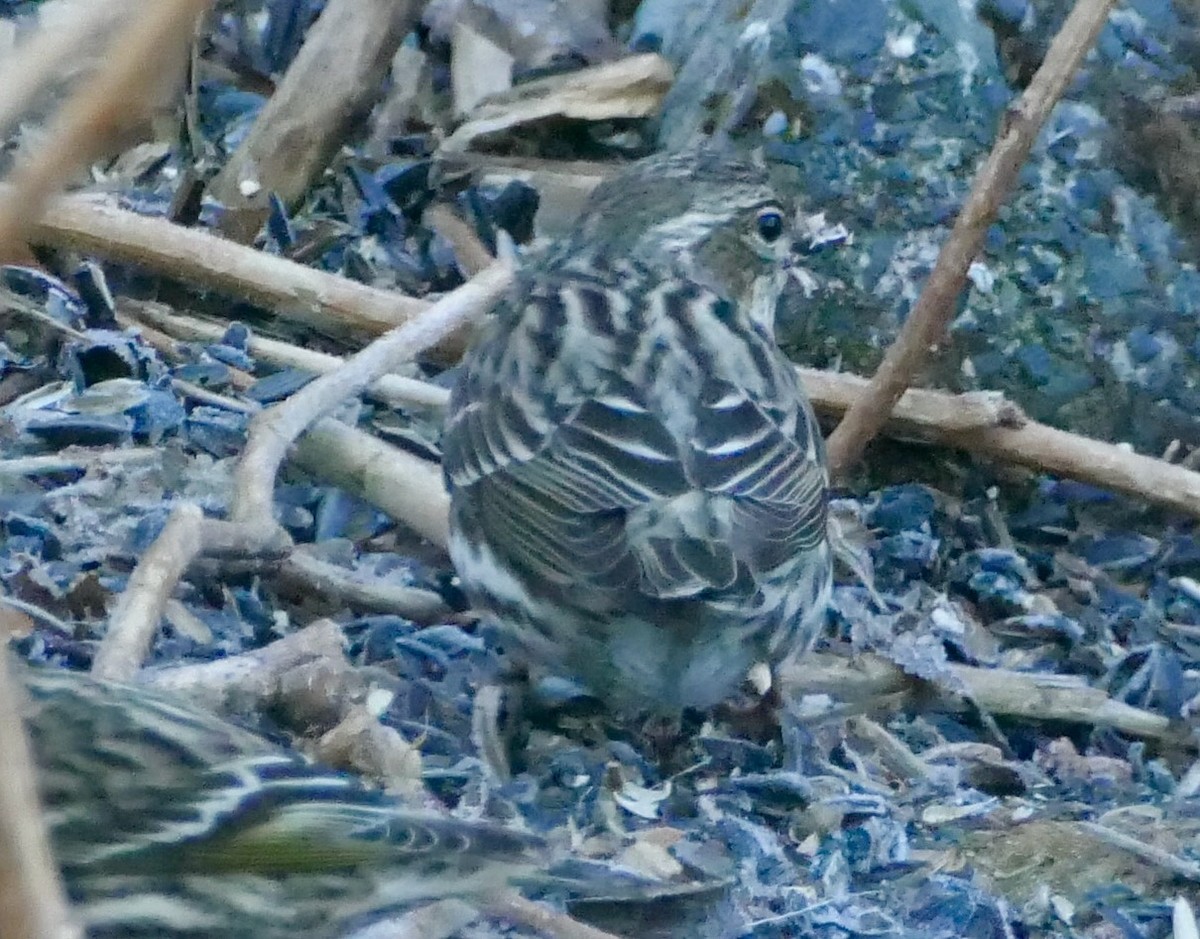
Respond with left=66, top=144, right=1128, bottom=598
left=569, top=148, right=797, bottom=330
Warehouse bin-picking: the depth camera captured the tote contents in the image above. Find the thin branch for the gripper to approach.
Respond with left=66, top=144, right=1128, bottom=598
left=23, top=190, right=432, bottom=341
left=0, top=0, right=133, bottom=143
left=171, top=377, right=259, bottom=414
left=88, top=344, right=1200, bottom=682
left=291, top=418, right=451, bottom=546
left=279, top=552, right=450, bottom=622
left=0, top=447, right=162, bottom=478
left=0, top=0, right=211, bottom=260
left=1175, top=897, right=1200, bottom=939
left=233, top=262, right=510, bottom=526
left=128, top=280, right=1200, bottom=531
left=803, top=367, right=1200, bottom=518
left=1077, top=822, right=1200, bottom=881
left=779, top=653, right=1189, bottom=748
left=92, top=503, right=207, bottom=680
left=0, top=597, right=74, bottom=637
left=141, top=619, right=346, bottom=701
left=141, top=620, right=426, bottom=790
left=424, top=203, right=495, bottom=277
left=96, top=264, right=510, bottom=677
left=120, top=300, right=451, bottom=410
left=294, top=363, right=1200, bottom=536
left=845, top=716, right=937, bottom=784
left=825, top=0, right=1119, bottom=477
left=485, top=892, right=627, bottom=939
left=208, top=0, right=422, bottom=241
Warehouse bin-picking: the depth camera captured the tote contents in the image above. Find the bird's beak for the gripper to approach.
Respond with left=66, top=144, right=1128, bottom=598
left=792, top=213, right=852, bottom=258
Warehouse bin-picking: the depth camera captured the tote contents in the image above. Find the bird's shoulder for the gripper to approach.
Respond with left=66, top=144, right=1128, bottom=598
left=445, top=250, right=814, bottom=484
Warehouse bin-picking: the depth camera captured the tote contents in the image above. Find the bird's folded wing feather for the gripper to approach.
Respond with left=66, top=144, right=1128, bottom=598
left=444, top=293, right=827, bottom=601
left=71, top=754, right=541, bottom=874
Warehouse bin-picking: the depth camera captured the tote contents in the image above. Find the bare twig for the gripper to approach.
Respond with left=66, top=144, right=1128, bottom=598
left=141, top=620, right=425, bottom=789
left=23, top=190, right=432, bottom=341
left=96, top=264, right=510, bottom=677
left=209, top=0, right=421, bottom=242
left=0, top=597, right=73, bottom=637
left=1077, top=822, right=1200, bottom=881
left=92, top=503, right=207, bottom=680
left=804, top=367, right=1200, bottom=519
left=171, top=377, right=259, bottom=414
left=0, top=447, right=162, bottom=477
left=825, top=0, right=1119, bottom=477
left=233, top=262, right=511, bottom=527
left=779, top=653, right=1189, bottom=748
left=472, top=683, right=511, bottom=782
left=802, top=370, right=1026, bottom=433
left=0, top=0, right=133, bottom=143
left=114, top=310, right=257, bottom=393
left=279, top=552, right=450, bottom=622
left=0, top=655, right=82, bottom=939
left=1175, top=897, right=1200, bottom=939
left=142, top=618, right=346, bottom=702
left=0, top=0, right=210, bottom=260
left=291, top=418, right=451, bottom=546
left=846, top=716, right=936, bottom=784
left=485, top=892, right=627, bottom=939
left=117, top=243, right=1200, bottom=530
left=282, top=361, right=1200, bottom=535
left=313, top=704, right=424, bottom=795
left=424, top=203, right=495, bottom=277
left=120, top=300, right=451, bottom=410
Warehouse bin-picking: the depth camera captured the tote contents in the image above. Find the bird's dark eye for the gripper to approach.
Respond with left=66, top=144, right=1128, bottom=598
left=756, top=208, right=785, bottom=243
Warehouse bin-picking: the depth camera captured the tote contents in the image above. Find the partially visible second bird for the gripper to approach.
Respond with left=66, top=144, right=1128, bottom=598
left=444, top=148, right=832, bottom=713
left=19, top=664, right=544, bottom=938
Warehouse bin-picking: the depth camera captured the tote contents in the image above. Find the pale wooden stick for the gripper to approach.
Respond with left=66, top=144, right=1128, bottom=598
left=0, top=0, right=211, bottom=260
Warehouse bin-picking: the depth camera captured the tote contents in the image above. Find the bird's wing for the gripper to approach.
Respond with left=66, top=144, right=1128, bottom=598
left=23, top=667, right=541, bottom=877
left=67, top=751, right=543, bottom=875
left=650, top=374, right=827, bottom=593
left=443, top=282, right=827, bottom=602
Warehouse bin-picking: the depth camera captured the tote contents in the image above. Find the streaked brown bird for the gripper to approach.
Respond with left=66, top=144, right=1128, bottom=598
left=443, top=148, right=831, bottom=713
left=18, top=663, right=545, bottom=938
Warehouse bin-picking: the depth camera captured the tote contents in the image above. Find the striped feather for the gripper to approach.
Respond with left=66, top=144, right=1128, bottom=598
left=20, top=666, right=544, bottom=938
left=444, top=148, right=832, bottom=711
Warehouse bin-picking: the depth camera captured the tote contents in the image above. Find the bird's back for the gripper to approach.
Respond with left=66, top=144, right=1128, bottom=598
left=444, top=250, right=831, bottom=711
